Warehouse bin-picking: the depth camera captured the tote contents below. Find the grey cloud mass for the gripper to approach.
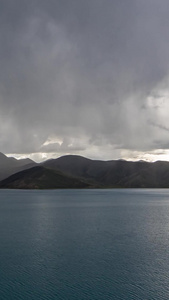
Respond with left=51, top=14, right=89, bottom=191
left=1, top=0, right=169, bottom=161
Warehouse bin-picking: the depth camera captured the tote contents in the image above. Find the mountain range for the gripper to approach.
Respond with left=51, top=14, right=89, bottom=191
left=1, top=152, right=169, bottom=188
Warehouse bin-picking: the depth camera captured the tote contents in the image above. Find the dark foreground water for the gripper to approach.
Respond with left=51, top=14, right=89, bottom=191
left=1, top=189, right=169, bottom=299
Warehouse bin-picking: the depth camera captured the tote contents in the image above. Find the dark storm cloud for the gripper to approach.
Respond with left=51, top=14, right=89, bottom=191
left=1, top=0, right=169, bottom=159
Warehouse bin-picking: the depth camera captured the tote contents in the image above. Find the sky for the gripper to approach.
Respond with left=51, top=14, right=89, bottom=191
left=1, top=0, right=169, bottom=162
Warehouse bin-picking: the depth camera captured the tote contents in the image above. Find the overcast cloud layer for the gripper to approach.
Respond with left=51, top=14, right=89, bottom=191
left=1, top=0, right=169, bottom=161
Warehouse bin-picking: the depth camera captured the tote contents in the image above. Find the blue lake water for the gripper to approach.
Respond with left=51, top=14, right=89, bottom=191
left=1, top=189, right=169, bottom=299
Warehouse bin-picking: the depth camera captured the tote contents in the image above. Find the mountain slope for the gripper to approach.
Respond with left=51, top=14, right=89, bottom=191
left=0, top=166, right=94, bottom=189
left=42, top=155, right=112, bottom=180
left=0, top=152, right=36, bottom=180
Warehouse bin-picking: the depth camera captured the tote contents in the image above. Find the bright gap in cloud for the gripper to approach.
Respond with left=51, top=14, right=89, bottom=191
left=6, top=148, right=169, bottom=163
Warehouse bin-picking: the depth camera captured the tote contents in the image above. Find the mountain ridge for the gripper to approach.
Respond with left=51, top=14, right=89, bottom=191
left=1, top=153, right=169, bottom=188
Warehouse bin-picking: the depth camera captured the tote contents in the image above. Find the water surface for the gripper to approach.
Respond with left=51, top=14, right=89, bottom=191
left=0, top=189, right=169, bottom=299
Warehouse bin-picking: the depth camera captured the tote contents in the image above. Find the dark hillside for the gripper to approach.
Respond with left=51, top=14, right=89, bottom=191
left=0, top=166, right=94, bottom=189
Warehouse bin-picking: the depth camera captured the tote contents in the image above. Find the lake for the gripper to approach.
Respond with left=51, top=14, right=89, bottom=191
left=0, top=189, right=169, bottom=299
